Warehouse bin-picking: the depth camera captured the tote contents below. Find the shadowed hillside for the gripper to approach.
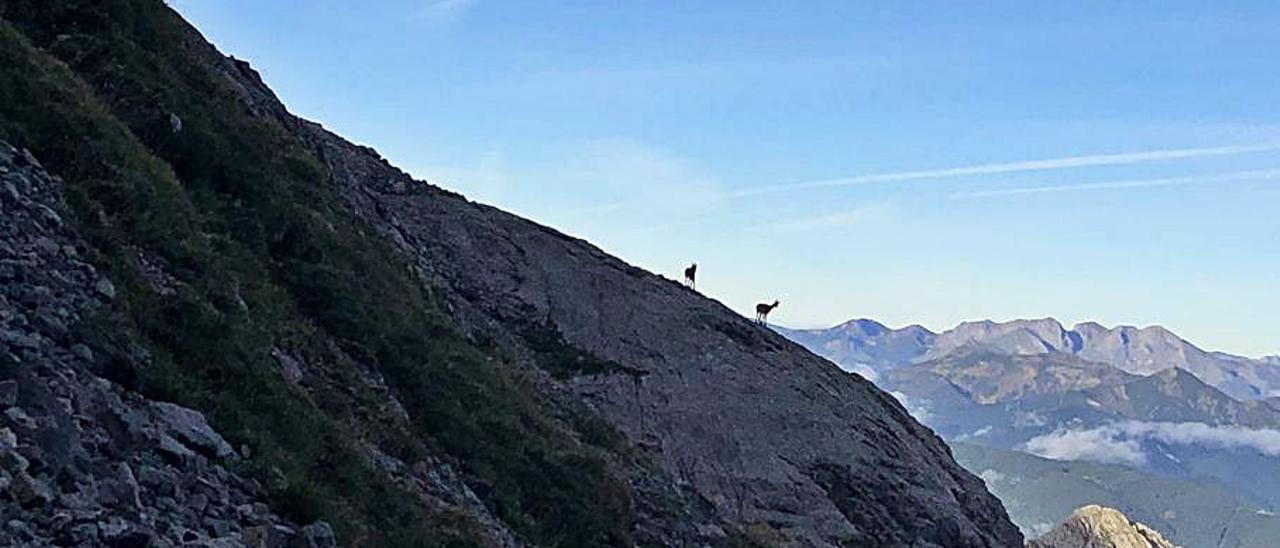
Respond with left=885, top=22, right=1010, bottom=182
left=0, top=1, right=1022, bottom=546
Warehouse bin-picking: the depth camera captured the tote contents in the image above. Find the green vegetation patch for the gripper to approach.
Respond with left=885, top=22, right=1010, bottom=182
left=0, top=1, right=651, bottom=545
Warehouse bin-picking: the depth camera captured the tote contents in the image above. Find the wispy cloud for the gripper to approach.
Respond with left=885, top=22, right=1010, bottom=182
left=730, top=142, right=1280, bottom=199
left=766, top=204, right=894, bottom=232
left=1127, top=421, right=1280, bottom=455
left=1025, top=420, right=1280, bottom=466
left=584, top=142, right=1280, bottom=217
left=955, top=425, right=995, bottom=442
left=951, top=168, right=1280, bottom=199
left=977, top=468, right=1007, bottom=486
left=890, top=392, right=933, bottom=424
left=836, top=362, right=879, bottom=382
left=409, top=0, right=477, bottom=25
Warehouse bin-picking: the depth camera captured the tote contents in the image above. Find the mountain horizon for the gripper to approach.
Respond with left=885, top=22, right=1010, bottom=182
left=781, top=313, right=1280, bottom=545
left=167, top=0, right=1280, bottom=361
left=781, top=315, right=1280, bottom=401
left=786, top=316, right=1275, bottom=360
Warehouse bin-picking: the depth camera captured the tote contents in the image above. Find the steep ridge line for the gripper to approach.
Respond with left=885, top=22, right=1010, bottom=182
left=183, top=6, right=1023, bottom=546
left=0, top=2, right=1024, bottom=546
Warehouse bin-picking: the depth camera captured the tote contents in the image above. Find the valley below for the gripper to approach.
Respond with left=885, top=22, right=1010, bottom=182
left=783, top=318, right=1280, bottom=547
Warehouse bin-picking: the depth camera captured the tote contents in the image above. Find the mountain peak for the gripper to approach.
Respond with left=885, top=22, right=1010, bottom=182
left=833, top=317, right=890, bottom=336
left=1131, top=366, right=1222, bottom=402
left=952, top=317, right=1068, bottom=335
left=1028, top=505, right=1177, bottom=548
left=951, top=317, right=1054, bottom=332
left=931, top=317, right=1073, bottom=359
left=1071, top=320, right=1108, bottom=334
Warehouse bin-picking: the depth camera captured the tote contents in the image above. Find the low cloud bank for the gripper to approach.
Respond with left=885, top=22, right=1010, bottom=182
left=889, top=391, right=932, bottom=424
left=955, top=425, right=993, bottom=442
left=1129, top=421, right=1280, bottom=455
left=1025, top=425, right=1146, bottom=465
left=845, top=362, right=879, bottom=383
left=1024, top=421, right=1280, bottom=465
left=977, top=469, right=1006, bottom=486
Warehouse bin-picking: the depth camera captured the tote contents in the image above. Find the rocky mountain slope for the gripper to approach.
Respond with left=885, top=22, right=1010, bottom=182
left=0, top=142, right=334, bottom=547
left=785, top=317, right=1280, bottom=401
left=1026, top=505, right=1176, bottom=548
left=0, top=1, right=1023, bottom=546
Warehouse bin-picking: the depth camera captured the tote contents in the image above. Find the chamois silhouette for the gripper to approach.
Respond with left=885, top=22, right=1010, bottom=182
left=755, top=300, right=780, bottom=325
left=684, top=263, right=697, bottom=288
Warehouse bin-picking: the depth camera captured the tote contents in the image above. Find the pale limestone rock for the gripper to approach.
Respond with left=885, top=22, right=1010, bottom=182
left=1028, top=505, right=1178, bottom=548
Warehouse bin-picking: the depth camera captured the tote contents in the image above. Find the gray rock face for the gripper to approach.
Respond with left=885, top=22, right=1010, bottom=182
left=0, top=142, right=328, bottom=547
left=261, top=119, right=1024, bottom=547
left=187, top=25, right=1024, bottom=545
left=5, top=8, right=1024, bottom=545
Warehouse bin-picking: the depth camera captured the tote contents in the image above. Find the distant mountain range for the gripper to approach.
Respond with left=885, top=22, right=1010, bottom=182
left=885, top=346, right=1280, bottom=509
left=781, top=317, right=1280, bottom=545
left=886, top=350, right=1280, bottom=430
left=779, top=317, right=1280, bottom=401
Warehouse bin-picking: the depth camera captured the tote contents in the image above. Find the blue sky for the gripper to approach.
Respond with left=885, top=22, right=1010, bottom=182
left=170, top=0, right=1280, bottom=356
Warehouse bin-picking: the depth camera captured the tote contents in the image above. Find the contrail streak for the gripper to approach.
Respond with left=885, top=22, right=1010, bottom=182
left=730, top=142, right=1280, bottom=198
left=950, top=168, right=1280, bottom=199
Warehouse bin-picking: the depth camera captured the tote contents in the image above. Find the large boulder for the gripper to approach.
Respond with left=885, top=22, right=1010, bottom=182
left=1028, top=505, right=1177, bottom=548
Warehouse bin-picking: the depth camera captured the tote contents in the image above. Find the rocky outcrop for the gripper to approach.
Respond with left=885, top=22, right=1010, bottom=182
left=0, top=3, right=1027, bottom=545
left=265, top=76, right=1022, bottom=548
left=0, top=142, right=332, bottom=547
left=162, top=8, right=1026, bottom=546
left=1027, top=505, right=1177, bottom=548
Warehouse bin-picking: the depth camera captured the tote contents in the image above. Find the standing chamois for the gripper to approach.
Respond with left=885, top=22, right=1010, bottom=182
left=755, top=300, right=780, bottom=325
left=684, top=263, right=697, bottom=288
